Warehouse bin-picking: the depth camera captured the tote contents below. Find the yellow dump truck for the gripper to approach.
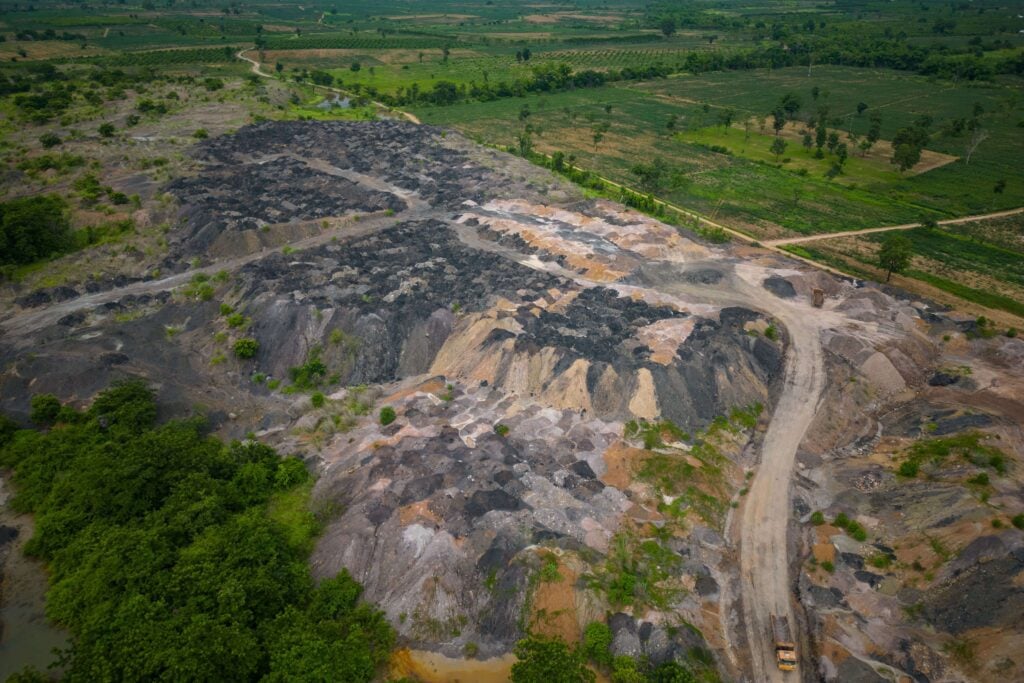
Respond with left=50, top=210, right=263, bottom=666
left=771, top=614, right=798, bottom=672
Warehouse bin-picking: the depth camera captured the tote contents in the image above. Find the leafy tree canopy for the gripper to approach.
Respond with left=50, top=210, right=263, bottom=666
left=0, top=380, right=393, bottom=682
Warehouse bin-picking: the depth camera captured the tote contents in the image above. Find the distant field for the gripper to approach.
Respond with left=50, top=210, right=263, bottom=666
left=418, top=66, right=1024, bottom=239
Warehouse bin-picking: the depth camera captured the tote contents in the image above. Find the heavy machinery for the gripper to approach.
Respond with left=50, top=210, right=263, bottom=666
left=771, top=614, right=798, bottom=672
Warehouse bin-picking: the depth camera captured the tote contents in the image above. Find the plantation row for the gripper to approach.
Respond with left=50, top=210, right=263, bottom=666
left=541, top=48, right=698, bottom=67
left=264, top=35, right=455, bottom=51
left=69, top=46, right=240, bottom=67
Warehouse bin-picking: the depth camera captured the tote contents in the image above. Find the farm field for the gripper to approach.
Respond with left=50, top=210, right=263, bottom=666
left=784, top=213, right=1024, bottom=321
left=416, top=65, right=1024, bottom=240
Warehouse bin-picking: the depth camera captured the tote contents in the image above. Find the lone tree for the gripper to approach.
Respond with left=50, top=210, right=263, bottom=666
left=770, top=137, right=787, bottom=161
left=878, top=233, right=913, bottom=282
left=660, top=17, right=676, bottom=37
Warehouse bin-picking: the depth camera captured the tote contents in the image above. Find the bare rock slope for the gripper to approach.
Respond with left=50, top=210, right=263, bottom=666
left=2, top=121, right=1022, bottom=681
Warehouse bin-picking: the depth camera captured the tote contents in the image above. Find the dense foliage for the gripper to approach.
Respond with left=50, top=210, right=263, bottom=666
left=0, top=381, right=393, bottom=682
left=0, top=194, right=72, bottom=266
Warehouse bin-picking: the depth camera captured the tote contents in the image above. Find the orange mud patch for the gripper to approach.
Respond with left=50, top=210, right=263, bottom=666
left=383, top=376, right=448, bottom=403
left=813, top=542, right=836, bottom=564
left=530, top=557, right=581, bottom=642
left=389, top=649, right=515, bottom=683
left=399, top=500, right=443, bottom=526
left=601, top=440, right=648, bottom=488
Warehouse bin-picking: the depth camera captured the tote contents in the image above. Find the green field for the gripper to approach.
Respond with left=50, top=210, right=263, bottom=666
left=415, top=65, right=1023, bottom=238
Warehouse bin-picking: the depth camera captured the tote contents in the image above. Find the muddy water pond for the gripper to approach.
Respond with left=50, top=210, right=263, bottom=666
left=390, top=648, right=517, bottom=683
left=0, top=476, right=68, bottom=680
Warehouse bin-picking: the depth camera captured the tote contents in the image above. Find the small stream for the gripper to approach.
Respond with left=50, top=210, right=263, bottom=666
left=0, top=476, right=68, bottom=680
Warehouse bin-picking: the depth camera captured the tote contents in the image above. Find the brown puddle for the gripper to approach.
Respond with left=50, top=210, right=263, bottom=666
left=0, top=477, right=69, bottom=679
left=390, top=648, right=516, bottom=683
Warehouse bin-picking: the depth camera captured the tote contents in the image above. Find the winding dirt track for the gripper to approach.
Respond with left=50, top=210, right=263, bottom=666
left=766, top=206, right=1024, bottom=246
left=237, top=49, right=422, bottom=124
left=737, top=304, right=825, bottom=682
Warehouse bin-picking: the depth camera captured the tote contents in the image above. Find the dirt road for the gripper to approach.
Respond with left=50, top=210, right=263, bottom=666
left=460, top=213, right=830, bottom=680
left=766, top=206, right=1024, bottom=246
left=236, top=49, right=422, bottom=125
left=737, top=303, right=825, bottom=681
left=0, top=151, right=439, bottom=344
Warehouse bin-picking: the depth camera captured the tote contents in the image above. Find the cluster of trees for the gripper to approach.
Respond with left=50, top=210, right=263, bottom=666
left=368, top=62, right=673, bottom=107
left=4, top=64, right=179, bottom=123
left=0, top=381, right=394, bottom=681
left=0, top=195, right=71, bottom=266
left=890, top=115, right=933, bottom=172
left=15, top=28, right=86, bottom=41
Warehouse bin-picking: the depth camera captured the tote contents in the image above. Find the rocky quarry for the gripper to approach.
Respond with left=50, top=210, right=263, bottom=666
left=1, top=121, right=1022, bottom=682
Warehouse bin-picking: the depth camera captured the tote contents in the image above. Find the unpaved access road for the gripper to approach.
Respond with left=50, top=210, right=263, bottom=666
left=237, top=49, right=422, bottom=125
left=738, top=304, right=825, bottom=682
left=655, top=271, right=827, bottom=682
left=765, top=206, right=1024, bottom=246
left=464, top=215, right=831, bottom=681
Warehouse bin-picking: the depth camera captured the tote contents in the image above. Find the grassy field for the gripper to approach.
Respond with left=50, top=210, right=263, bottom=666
left=416, top=65, right=1023, bottom=239
left=784, top=216, right=1024, bottom=320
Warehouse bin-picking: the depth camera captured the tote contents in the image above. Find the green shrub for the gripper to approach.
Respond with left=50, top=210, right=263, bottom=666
left=220, top=303, right=234, bottom=315
left=821, top=560, right=835, bottom=573
left=511, top=635, right=594, bottom=683
left=847, top=521, right=868, bottom=542
left=897, top=460, right=919, bottom=477
left=809, top=511, right=825, bottom=525
left=581, top=622, right=613, bottom=668
left=193, top=128, right=208, bottom=139
left=29, top=394, right=62, bottom=426
left=764, top=324, right=779, bottom=341
left=868, top=553, right=892, bottom=569
left=98, top=122, right=115, bottom=137
left=967, top=472, right=989, bottom=486
left=379, top=406, right=396, bottom=426
left=310, top=392, right=325, bottom=409
left=233, top=337, right=259, bottom=359
left=494, top=424, right=510, bottom=437
left=1011, top=514, right=1024, bottom=530
left=39, top=132, right=61, bottom=148
left=226, top=313, right=247, bottom=328
left=833, top=512, right=850, bottom=529
left=289, top=348, right=327, bottom=390
left=539, top=552, right=561, bottom=583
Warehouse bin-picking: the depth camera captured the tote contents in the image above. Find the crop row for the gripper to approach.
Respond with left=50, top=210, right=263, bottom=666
left=540, top=49, right=693, bottom=66
left=264, top=35, right=453, bottom=51
left=69, top=47, right=239, bottom=67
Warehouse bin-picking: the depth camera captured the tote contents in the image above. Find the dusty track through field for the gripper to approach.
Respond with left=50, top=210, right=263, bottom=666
left=766, top=206, right=1024, bottom=246
left=236, top=49, right=422, bottom=124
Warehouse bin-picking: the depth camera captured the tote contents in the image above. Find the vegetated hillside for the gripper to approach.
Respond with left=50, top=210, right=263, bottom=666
left=0, top=121, right=1021, bottom=683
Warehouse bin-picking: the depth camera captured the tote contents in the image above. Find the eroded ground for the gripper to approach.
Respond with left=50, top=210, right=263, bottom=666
left=1, top=121, right=1021, bottom=682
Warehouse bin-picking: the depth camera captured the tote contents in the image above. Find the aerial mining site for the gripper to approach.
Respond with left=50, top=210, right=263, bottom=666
left=2, top=118, right=1021, bottom=682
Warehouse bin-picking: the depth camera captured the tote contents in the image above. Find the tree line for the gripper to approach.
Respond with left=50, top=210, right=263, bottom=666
left=0, top=382, right=394, bottom=681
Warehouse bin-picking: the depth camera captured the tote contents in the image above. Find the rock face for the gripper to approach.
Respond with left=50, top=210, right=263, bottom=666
left=4, top=121, right=1005, bottom=680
